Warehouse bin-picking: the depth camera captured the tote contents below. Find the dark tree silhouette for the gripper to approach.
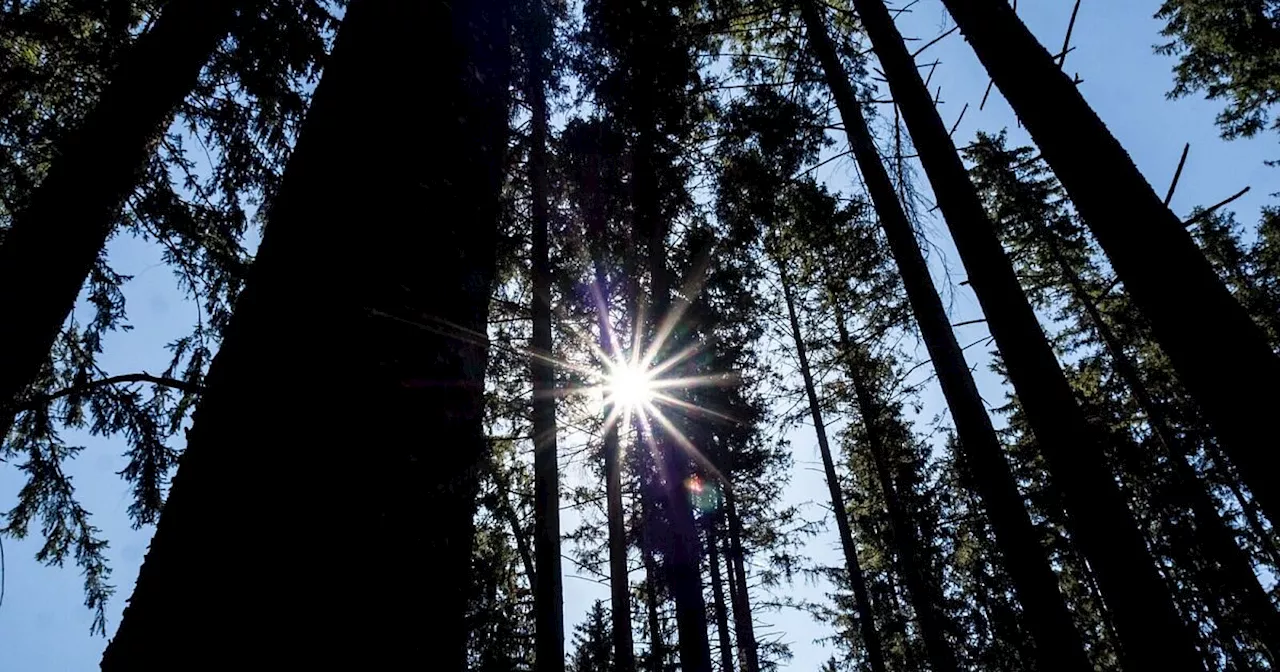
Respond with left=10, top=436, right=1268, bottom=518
left=0, top=0, right=239, bottom=450
left=938, top=0, right=1280, bottom=529
left=796, top=3, right=1090, bottom=668
left=100, top=0, right=510, bottom=666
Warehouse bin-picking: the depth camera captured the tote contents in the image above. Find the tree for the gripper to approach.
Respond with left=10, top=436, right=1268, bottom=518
left=1156, top=0, right=1280, bottom=142
left=0, top=0, right=241, bottom=438
left=571, top=601, right=617, bottom=672
left=845, top=2, right=1202, bottom=667
left=99, top=0, right=510, bottom=666
left=937, top=0, right=1280, bottom=529
left=967, top=131, right=1280, bottom=664
left=795, top=3, right=1091, bottom=668
left=520, top=0, right=566, bottom=662
left=1, top=0, right=336, bottom=630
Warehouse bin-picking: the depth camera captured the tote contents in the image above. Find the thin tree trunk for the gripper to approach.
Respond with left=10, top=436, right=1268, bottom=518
left=708, top=521, right=737, bottom=672
left=846, top=1, right=1201, bottom=667
left=100, top=0, right=509, bottom=667
left=581, top=131, right=641, bottom=672
left=796, top=3, right=1089, bottom=669
left=525, top=0, right=564, bottom=664
left=937, top=0, right=1280, bottom=528
left=831, top=312, right=958, bottom=672
left=493, top=454, right=538, bottom=585
left=725, top=488, right=761, bottom=672
left=0, top=0, right=239, bottom=437
left=774, top=255, right=887, bottom=672
left=1045, top=238, right=1280, bottom=661
left=635, top=89, right=713, bottom=672
left=644, top=536, right=667, bottom=672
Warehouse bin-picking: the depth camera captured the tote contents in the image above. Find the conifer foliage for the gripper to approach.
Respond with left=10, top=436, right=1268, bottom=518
left=2, top=1, right=1279, bottom=670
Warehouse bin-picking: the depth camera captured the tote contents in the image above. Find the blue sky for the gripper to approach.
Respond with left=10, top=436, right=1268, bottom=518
left=1, top=1, right=1275, bottom=669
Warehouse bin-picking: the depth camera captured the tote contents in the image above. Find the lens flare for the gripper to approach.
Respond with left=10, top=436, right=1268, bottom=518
left=606, top=362, right=656, bottom=410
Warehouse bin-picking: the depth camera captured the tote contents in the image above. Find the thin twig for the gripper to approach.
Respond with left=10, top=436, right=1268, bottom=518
left=1057, top=0, right=1082, bottom=67
left=912, top=25, right=959, bottom=58
left=1184, top=186, right=1251, bottom=228
left=1164, top=143, right=1190, bottom=206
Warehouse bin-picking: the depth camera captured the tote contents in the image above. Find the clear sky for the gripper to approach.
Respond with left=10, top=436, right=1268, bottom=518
left=1, top=1, right=1275, bottom=669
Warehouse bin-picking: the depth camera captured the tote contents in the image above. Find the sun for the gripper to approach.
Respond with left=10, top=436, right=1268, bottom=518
left=605, top=361, right=657, bottom=410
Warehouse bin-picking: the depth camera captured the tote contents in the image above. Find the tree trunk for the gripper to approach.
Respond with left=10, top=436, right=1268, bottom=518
left=0, top=0, right=239, bottom=437
left=725, top=488, right=761, bottom=672
left=831, top=312, right=958, bottom=672
left=644, top=537, right=667, bottom=672
left=846, top=1, right=1201, bottom=668
left=796, top=3, right=1089, bottom=669
left=1045, top=238, right=1280, bottom=661
left=634, top=89, right=713, bottom=672
left=937, top=0, right=1280, bottom=528
left=493, top=453, right=538, bottom=586
left=525, top=0, right=564, bottom=665
left=99, top=0, right=509, bottom=667
left=586, top=151, right=639, bottom=672
left=708, top=521, right=737, bottom=672
left=774, top=255, right=887, bottom=672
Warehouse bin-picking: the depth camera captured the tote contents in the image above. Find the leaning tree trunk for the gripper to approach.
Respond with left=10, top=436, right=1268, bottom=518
left=795, top=3, right=1090, bottom=669
left=725, top=488, right=761, bottom=672
left=1044, top=238, right=1280, bottom=661
left=524, top=0, right=565, bottom=665
left=708, top=521, right=738, bottom=672
left=0, top=0, right=240, bottom=438
left=847, top=1, right=1201, bottom=667
left=937, top=0, right=1280, bottom=529
left=774, top=255, right=888, bottom=672
left=830, top=312, right=959, bottom=672
left=99, top=0, right=509, bottom=667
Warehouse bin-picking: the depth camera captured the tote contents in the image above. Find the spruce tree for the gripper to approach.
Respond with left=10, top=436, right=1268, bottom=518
left=937, top=0, right=1280, bottom=529
left=100, top=0, right=510, bottom=666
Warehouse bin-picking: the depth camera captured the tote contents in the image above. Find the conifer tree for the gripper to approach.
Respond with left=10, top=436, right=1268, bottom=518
left=937, top=0, right=1280, bottom=528
left=794, top=3, right=1090, bottom=667
left=100, top=0, right=510, bottom=666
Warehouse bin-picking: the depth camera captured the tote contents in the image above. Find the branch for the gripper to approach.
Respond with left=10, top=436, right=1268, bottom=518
left=1184, top=186, right=1251, bottom=228
left=1164, top=142, right=1190, bottom=206
left=15, top=373, right=203, bottom=412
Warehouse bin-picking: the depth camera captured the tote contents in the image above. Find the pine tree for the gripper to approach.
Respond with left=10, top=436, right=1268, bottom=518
left=100, top=0, right=510, bottom=666
left=846, top=2, right=1202, bottom=667
left=794, top=3, right=1089, bottom=667
left=966, top=131, right=1280, bottom=664
left=0, top=0, right=242, bottom=437
left=1156, top=0, right=1280, bottom=142
left=571, top=601, right=617, bottom=672
left=937, top=0, right=1280, bottom=529
left=519, top=0, right=566, bottom=662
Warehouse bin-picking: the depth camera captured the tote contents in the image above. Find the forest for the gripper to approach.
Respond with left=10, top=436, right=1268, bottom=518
left=2, top=0, right=1280, bottom=670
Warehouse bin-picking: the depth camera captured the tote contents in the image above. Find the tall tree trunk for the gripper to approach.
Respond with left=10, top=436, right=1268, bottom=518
left=830, top=312, right=959, bottom=672
left=774, top=255, right=887, bottom=672
left=644, top=536, right=667, bottom=672
left=725, top=488, right=761, bottom=672
left=99, top=0, right=509, bottom=667
left=586, top=157, right=639, bottom=672
left=936, top=0, right=1280, bottom=528
left=1045, top=238, right=1280, bottom=661
left=525, top=0, right=564, bottom=665
left=635, top=95, right=713, bottom=672
left=795, top=3, right=1090, bottom=669
left=0, top=0, right=239, bottom=437
left=708, top=521, right=737, bottom=672
left=846, top=2, right=1201, bottom=667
